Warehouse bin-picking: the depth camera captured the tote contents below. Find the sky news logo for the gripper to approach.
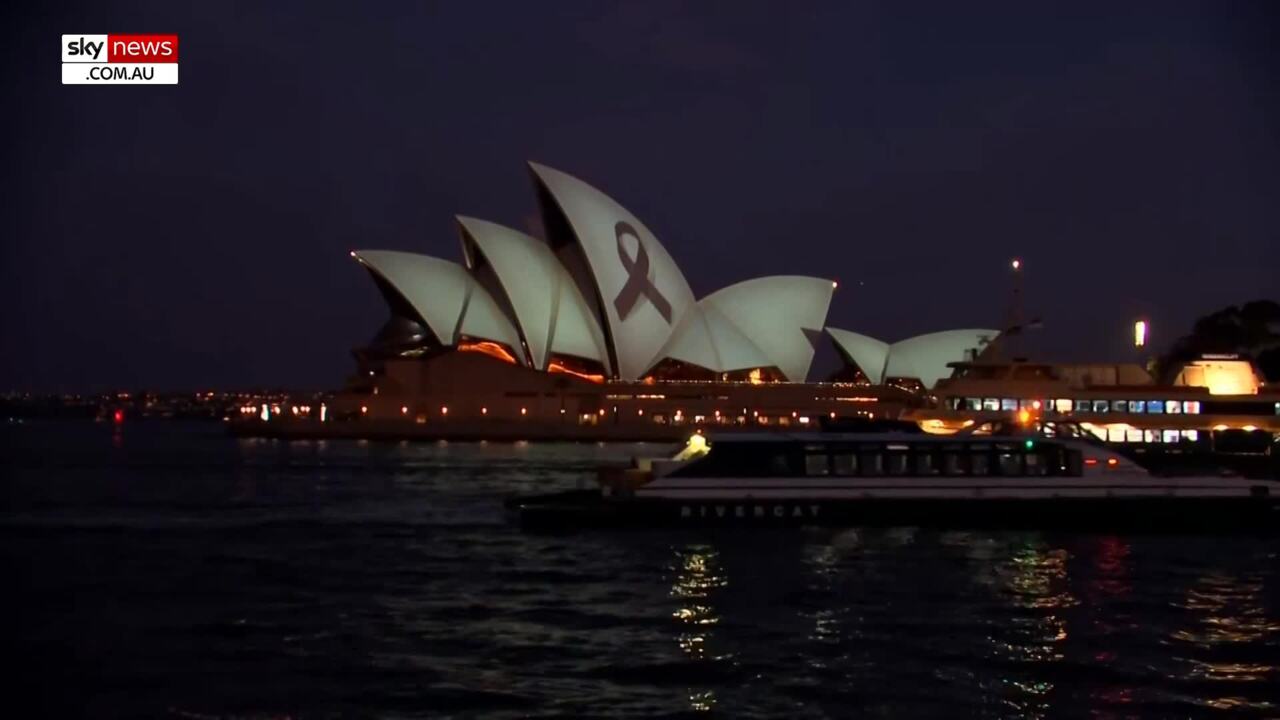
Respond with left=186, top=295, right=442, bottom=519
left=62, top=34, right=179, bottom=85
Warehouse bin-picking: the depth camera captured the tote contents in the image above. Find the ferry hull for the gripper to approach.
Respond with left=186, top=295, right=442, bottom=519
left=511, top=491, right=1280, bottom=534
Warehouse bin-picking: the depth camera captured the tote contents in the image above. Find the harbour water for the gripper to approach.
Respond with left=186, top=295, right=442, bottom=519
left=3, top=421, right=1278, bottom=718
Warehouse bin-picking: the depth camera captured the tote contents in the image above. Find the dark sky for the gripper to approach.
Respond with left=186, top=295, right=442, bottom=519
left=3, top=1, right=1277, bottom=392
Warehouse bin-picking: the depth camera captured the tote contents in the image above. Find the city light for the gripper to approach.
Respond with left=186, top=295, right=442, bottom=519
left=1010, top=258, right=1021, bottom=270
left=1133, top=320, right=1147, bottom=348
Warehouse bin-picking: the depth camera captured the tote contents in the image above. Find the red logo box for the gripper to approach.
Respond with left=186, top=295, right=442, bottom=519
left=107, top=34, right=179, bottom=63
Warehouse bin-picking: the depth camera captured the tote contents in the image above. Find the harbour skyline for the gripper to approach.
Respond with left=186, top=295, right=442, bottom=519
left=3, top=1, right=1278, bottom=393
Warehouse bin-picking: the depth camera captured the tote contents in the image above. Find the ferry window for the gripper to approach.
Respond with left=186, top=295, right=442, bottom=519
left=1275, top=402, right=1280, bottom=416
left=966, top=398, right=982, bottom=411
left=859, top=451, right=883, bottom=476
left=1001, top=398, right=1018, bottom=412
left=914, top=451, right=940, bottom=475
left=1128, top=400, right=1145, bottom=413
left=943, top=451, right=967, bottom=475
left=804, top=453, right=830, bottom=476
left=1092, top=400, right=1110, bottom=413
left=1162, top=430, right=1180, bottom=444
left=652, top=414, right=667, bottom=424
left=770, top=454, right=794, bottom=476
left=1018, top=399, right=1035, bottom=410
left=997, top=451, right=1022, bottom=476
left=970, top=452, right=991, bottom=476
left=1074, top=399, right=1091, bottom=413
left=1126, top=428, right=1143, bottom=443
left=1182, top=429, right=1200, bottom=442
left=1111, top=400, right=1127, bottom=413
left=1054, top=399, right=1073, bottom=414
left=1025, top=453, right=1047, bottom=476
left=885, top=453, right=910, bottom=476
left=1143, top=430, right=1160, bottom=444
left=1146, top=400, right=1163, bottom=414
left=832, top=453, right=857, bottom=475
left=1107, top=426, right=1126, bottom=443
left=1165, top=400, right=1181, bottom=414
left=982, top=398, right=1000, bottom=412
left=1183, top=401, right=1200, bottom=414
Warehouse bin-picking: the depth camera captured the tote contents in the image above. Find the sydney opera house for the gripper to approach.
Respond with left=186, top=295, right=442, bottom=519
left=319, top=162, right=997, bottom=438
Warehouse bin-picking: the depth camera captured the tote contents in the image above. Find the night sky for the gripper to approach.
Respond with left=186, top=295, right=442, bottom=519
left=4, top=1, right=1277, bottom=392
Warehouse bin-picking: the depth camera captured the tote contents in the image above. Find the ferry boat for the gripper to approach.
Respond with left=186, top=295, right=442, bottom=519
left=509, top=430, right=1280, bottom=532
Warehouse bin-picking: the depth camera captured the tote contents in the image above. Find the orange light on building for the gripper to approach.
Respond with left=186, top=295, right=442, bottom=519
left=520, top=407, right=527, bottom=415
left=637, top=409, right=644, bottom=416
left=457, top=341, right=518, bottom=364
left=546, top=361, right=605, bottom=383
left=1017, top=409, right=1031, bottom=425
left=481, top=407, right=488, bottom=414
left=360, top=406, right=368, bottom=414
left=401, top=406, right=408, bottom=415
left=1031, top=400, right=1042, bottom=410
left=748, top=368, right=763, bottom=385
left=598, top=408, right=605, bottom=416
left=791, top=411, right=798, bottom=418
left=829, top=411, right=836, bottom=418
left=441, top=406, right=448, bottom=415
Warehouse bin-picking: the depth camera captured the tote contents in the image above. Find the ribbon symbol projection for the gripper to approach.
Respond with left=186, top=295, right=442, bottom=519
left=613, top=221, right=673, bottom=323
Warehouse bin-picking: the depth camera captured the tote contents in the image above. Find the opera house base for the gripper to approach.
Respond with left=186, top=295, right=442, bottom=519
left=230, top=350, right=917, bottom=442
left=228, top=417, right=691, bottom=443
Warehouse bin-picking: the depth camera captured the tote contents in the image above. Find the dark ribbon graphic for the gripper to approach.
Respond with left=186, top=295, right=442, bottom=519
left=613, top=221, right=673, bottom=324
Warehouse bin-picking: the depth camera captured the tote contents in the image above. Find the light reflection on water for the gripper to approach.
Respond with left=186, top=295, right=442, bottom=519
left=1167, top=565, right=1280, bottom=711
left=4, top=424, right=1280, bottom=718
left=669, top=545, right=729, bottom=711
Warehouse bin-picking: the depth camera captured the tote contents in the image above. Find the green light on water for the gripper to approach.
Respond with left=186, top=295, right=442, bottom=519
left=1024, top=439, right=1034, bottom=449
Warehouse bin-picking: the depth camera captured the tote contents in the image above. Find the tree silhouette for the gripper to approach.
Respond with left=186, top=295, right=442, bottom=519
left=1158, top=300, right=1280, bottom=383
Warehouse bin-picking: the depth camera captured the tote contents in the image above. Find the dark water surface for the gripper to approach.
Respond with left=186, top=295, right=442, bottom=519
left=3, top=421, right=1279, bottom=719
